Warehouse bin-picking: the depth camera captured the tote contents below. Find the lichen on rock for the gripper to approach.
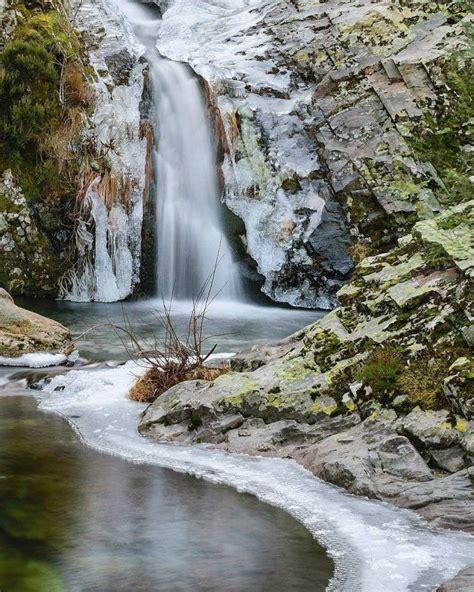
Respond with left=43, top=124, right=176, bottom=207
left=138, top=194, right=474, bottom=530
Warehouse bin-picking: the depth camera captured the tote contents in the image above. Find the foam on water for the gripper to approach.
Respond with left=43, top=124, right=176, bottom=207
left=39, top=362, right=474, bottom=592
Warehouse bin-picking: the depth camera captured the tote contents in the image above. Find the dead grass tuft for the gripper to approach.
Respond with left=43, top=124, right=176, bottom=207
left=129, top=365, right=228, bottom=403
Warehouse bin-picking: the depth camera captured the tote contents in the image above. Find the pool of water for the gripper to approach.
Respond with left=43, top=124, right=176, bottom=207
left=16, top=298, right=323, bottom=362
left=0, top=393, right=333, bottom=592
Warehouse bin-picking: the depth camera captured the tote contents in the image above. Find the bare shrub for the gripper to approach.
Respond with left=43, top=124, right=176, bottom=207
left=122, top=259, right=230, bottom=402
left=70, top=253, right=230, bottom=404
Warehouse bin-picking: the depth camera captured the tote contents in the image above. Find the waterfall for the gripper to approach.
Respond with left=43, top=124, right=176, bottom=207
left=117, top=0, right=242, bottom=302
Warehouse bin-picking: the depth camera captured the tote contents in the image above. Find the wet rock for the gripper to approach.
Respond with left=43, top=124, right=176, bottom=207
left=437, top=565, right=474, bottom=591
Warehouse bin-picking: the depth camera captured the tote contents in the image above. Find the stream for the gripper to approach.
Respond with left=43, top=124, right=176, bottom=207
left=0, top=392, right=333, bottom=592
left=0, top=299, right=333, bottom=591
left=2, top=300, right=474, bottom=591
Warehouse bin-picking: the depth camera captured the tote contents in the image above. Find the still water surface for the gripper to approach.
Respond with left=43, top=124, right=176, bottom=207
left=16, top=298, right=323, bottom=362
left=0, top=391, right=333, bottom=592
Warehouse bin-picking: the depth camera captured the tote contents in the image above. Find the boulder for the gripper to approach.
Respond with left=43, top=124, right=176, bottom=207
left=230, top=333, right=304, bottom=372
left=431, top=447, right=466, bottom=474
left=295, top=417, right=433, bottom=499
left=0, top=289, right=70, bottom=357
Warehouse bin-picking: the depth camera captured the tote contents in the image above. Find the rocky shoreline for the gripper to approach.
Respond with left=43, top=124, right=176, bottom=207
left=139, top=363, right=474, bottom=533
left=138, top=200, right=474, bottom=534
left=36, top=356, right=474, bottom=592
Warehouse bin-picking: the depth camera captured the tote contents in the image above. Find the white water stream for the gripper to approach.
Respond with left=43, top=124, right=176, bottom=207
left=117, top=0, right=242, bottom=300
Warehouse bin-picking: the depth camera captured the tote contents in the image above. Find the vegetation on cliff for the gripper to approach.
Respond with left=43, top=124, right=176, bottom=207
left=0, top=0, right=99, bottom=296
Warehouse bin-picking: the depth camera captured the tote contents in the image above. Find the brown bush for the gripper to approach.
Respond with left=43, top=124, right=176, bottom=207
left=398, top=358, right=448, bottom=410
left=129, top=364, right=228, bottom=403
left=64, top=61, right=93, bottom=107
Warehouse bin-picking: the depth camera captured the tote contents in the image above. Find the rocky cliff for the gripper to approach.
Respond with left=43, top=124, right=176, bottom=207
left=2, top=0, right=471, bottom=306
left=155, top=0, right=471, bottom=307
left=0, top=0, right=150, bottom=300
left=140, top=196, right=474, bottom=531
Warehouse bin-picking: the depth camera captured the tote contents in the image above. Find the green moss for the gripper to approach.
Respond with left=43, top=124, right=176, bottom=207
left=311, top=330, right=342, bottom=372
left=398, top=357, right=448, bottom=410
left=357, top=347, right=403, bottom=395
left=408, top=39, right=473, bottom=206
left=0, top=3, right=98, bottom=295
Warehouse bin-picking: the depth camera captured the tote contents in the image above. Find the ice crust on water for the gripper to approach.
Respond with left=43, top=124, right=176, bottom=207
left=39, top=363, right=474, bottom=592
left=0, top=353, right=68, bottom=368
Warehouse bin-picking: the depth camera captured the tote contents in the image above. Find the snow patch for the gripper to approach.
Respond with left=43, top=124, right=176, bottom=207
left=0, top=353, right=68, bottom=368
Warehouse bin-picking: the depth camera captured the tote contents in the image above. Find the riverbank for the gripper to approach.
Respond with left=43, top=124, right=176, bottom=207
left=138, top=202, right=474, bottom=535
left=34, top=361, right=474, bottom=592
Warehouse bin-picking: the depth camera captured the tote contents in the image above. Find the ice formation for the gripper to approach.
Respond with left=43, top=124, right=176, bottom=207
left=61, top=0, right=148, bottom=302
left=0, top=353, right=68, bottom=368
left=39, top=363, right=474, bottom=592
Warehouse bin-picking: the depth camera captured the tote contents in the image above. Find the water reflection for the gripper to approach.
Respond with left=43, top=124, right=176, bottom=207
left=0, top=396, right=333, bottom=591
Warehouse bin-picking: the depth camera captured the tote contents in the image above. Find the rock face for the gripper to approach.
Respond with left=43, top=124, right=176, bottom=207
left=139, top=199, right=474, bottom=531
left=0, top=290, right=70, bottom=356
left=154, top=0, right=471, bottom=307
left=0, top=171, right=62, bottom=296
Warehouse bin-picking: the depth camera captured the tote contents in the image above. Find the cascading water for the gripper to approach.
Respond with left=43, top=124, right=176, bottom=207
left=153, top=61, right=242, bottom=300
left=116, top=0, right=242, bottom=301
